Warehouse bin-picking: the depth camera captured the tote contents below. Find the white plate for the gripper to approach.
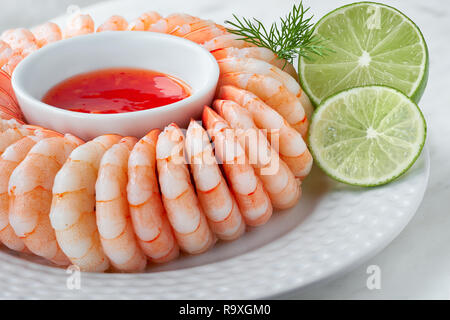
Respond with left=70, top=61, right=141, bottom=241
left=0, top=0, right=430, bottom=299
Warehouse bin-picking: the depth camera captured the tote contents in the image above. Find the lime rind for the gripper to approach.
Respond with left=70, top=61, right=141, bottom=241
left=299, top=1, right=429, bottom=107
left=308, top=85, right=426, bottom=187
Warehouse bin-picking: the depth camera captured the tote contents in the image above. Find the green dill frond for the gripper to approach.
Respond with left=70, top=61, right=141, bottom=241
left=225, top=2, right=332, bottom=68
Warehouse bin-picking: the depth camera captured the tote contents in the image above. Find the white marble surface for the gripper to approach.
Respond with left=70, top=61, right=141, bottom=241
left=1, top=0, right=449, bottom=299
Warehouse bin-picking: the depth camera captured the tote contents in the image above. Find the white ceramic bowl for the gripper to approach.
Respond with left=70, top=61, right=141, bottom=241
left=12, top=32, right=219, bottom=140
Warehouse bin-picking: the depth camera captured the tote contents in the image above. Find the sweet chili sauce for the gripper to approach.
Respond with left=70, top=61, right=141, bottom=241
left=42, top=68, right=191, bottom=114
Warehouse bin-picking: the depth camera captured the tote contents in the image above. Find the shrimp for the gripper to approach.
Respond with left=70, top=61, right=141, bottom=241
left=219, top=72, right=308, bottom=137
left=0, top=118, right=21, bottom=132
left=212, top=47, right=298, bottom=80
left=170, top=20, right=218, bottom=37
left=0, top=129, right=61, bottom=252
left=127, top=11, right=161, bottom=31
left=183, top=25, right=228, bottom=45
left=218, top=85, right=313, bottom=180
left=1, top=52, right=24, bottom=76
left=217, top=57, right=313, bottom=118
left=64, top=13, right=95, bottom=39
left=203, top=107, right=272, bottom=226
left=0, top=70, right=16, bottom=102
left=213, top=100, right=301, bottom=209
left=149, top=13, right=200, bottom=33
left=50, top=134, right=121, bottom=272
left=202, top=34, right=254, bottom=51
left=31, top=22, right=62, bottom=47
left=127, top=130, right=179, bottom=263
left=0, top=126, right=36, bottom=154
left=0, top=88, right=21, bottom=119
left=1, top=28, right=39, bottom=57
left=185, top=120, right=245, bottom=240
left=0, top=41, right=13, bottom=69
left=97, top=15, right=128, bottom=32
left=170, top=19, right=227, bottom=44
left=156, top=123, right=215, bottom=254
left=9, top=134, right=83, bottom=265
left=96, top=137, right=147, bottom=272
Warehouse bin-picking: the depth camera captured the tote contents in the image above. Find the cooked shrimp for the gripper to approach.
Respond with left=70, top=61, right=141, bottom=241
left=217, top=57, right=313, bottom=118
left=96, top=137, right=146, bottom=272
left=127, top=11, right=160, bottom=31
left=219, top=72, right=308, bottom=137
left=1, top=28, right=39, bottom=57
left=0, top=89, right=21, bottom=118
left=1, top=52, right=24, bottom=76
left=9, top=134, right=83, bottom=265
left=0, top=41, right=13, bottom=69
left=64, top=13, right=95, bottom=39
left=202, top=34, right=254, bottom=51
left=213, top=100, right=301, bottom=209
left=0, top=126, right=36, bottom=154
left=183, top=25, right=228, bottom=44
left=127, top=130, right=179, bottom=263
left=156, top=123, right=215, bottom=254
left=31, top=22, right=62, bottom=47
left=170, top=19, right=218, bottom=37
left=149, top=13, right=200, bottom=33
left=97, top=15, right=128, bottom=32
left=0, top=70, right=16, bottom=103
left=185, top=120, right=245, bottom=240
left=50, top=134, right=121, bottom=272
left=203, top=107, right=272, bottom=226
left=0, top=129, right=60, bottom=252
left=218, top=85, right=313, bottom=179
left=212, top=47, right=298, bottom=80
left=0, top=118, right=21, bottom=132
left=170, top=19, right=227, bottom=44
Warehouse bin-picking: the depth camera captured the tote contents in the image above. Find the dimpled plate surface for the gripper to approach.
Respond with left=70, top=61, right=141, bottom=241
left=0, top=1, right=430, bottom=299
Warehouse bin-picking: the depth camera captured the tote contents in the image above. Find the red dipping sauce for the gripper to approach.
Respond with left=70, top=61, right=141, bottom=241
left=42, top=68, right=191, bottom=114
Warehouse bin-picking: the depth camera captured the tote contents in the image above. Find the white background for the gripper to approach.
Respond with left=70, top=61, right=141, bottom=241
left=1, top=0, right=449, bottom=299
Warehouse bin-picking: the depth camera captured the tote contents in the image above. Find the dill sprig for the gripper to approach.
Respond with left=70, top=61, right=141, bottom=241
left=225, top=2, right=331, bottom=68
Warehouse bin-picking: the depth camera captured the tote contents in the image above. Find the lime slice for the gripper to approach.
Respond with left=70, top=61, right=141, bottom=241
left=308, top=86, right=426, bottom=186
left=299, top=2, right=429, bottom=106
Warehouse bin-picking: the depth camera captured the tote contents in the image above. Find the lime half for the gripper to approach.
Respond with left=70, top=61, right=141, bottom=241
left=299, top=2, right=429, bottom=106
left=308, top=86, right=426, bottom=186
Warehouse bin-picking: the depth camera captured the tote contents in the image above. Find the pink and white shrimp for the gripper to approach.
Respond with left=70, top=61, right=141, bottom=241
left=97, top=15, right=128, bottom=32
left=127, top=130, right=179, bottom=263
left=218, top=85, right=313, bottom=180
left=203, top=107, right=272, bottom=226
left=213, top=100, right=301, bottom=209
left=202, top=34, right=254, bottom=51
left=1, top=28, right=39, bottom=57
left=185, top=120, right=245, bottom=240
left=50, top=134, right=121, bottom=272
left=170, top=19, right=227, bottom=44
left=219, top=72, right=309, bottom=137
left=63, top=13, right=95, bottom=39
left=127, top=11, right=161, bottom=31
left=0, top=126, right=37, bottom=154
left=0, top=129, right=61, bottom=252
left=31, top=22, right=62, bottom=47
left=96, top=137, right=147, bottom=272
left=217, top=57, right=313, bottom=118
left=0, top=41, right=13, bottom=69
left=149, top=13, right=200, bottom=33
left=9, top=134, right=83, bottom=265
left=156, top=123, right=215, bottom=254
left=212, top=47, right=298, bottom=80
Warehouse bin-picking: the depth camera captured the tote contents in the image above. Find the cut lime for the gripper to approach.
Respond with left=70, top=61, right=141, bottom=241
left=308, top=86, right=426, bottom=186
left=299, top=2, right=429, bottom=107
